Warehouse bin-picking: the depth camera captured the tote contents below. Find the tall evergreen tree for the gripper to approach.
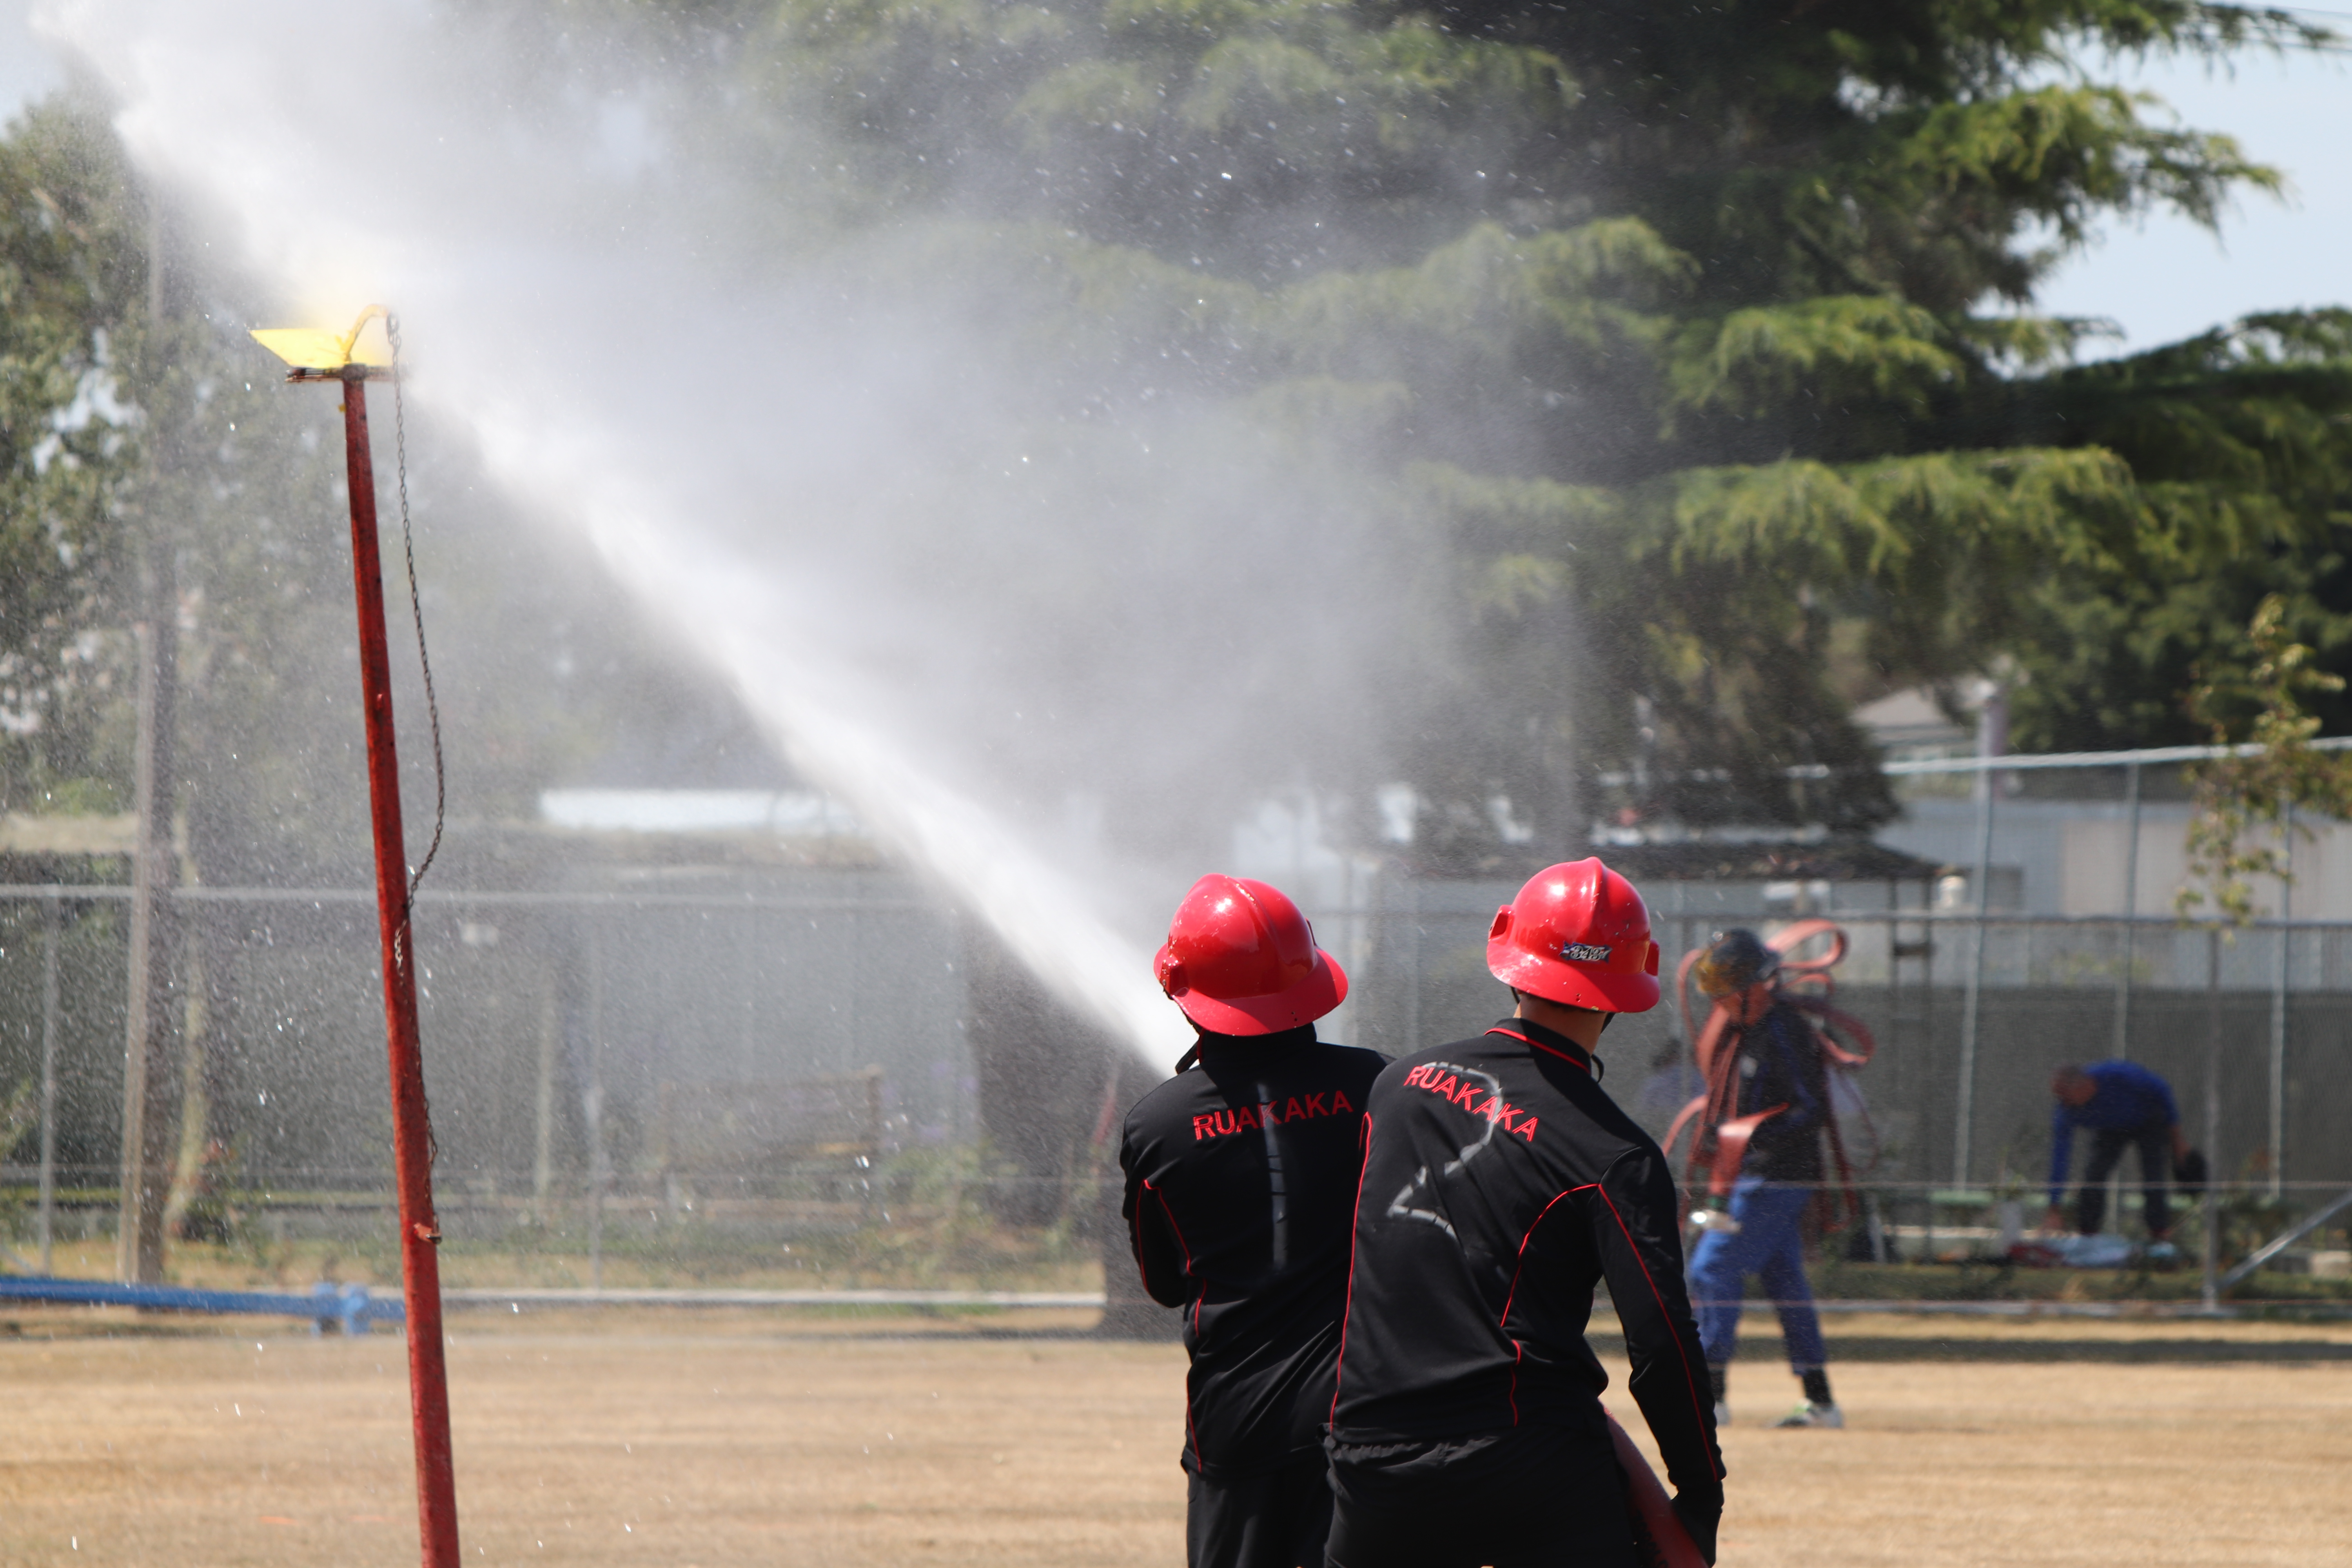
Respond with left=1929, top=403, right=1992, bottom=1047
left=661, top=0, right=2341, bottom=845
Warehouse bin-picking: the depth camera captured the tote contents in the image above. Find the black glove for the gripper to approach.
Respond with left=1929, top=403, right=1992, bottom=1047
left=2173, top=1147, right=2208, bottom=1192
left=1671, top=1490, right=1722, bottom=1566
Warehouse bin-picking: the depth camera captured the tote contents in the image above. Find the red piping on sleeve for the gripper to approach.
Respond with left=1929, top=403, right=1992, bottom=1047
left=1141, top=1177, right=1194, bottom=1277
left=1594, top=1183, right=1724, bottom=1480
left=1496, top=1185, right=1593, bottom=1425
left=1486, top=1026, right=1590, bottom=1075
left=1328, top=1112, right=1374, bottom=1429
left=1498, top=1186, right=1591, bottom=1327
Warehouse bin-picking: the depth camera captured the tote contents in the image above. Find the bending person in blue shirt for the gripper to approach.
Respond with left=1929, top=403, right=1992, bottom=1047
left=2044, top=1061, right=2188, bottom=1248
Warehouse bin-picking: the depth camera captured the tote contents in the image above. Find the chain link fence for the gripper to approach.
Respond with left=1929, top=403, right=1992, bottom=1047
left=5, top=868, right=2350, bottom=1304
left=1338, top=882, right=2352, bottom=1303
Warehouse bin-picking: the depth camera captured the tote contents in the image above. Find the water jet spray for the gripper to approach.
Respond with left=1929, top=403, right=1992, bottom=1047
left=252, top=307, right=460, bottom=1568
left=59, top=0, right=1234, bottom=1095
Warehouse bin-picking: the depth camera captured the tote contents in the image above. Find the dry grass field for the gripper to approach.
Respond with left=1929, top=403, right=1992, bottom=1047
left=0, top=1307, right=2345, bottom=1566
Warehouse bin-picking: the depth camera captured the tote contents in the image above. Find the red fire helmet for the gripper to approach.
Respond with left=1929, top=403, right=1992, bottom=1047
left=1486, top=858, right=1661, bottom=1013
left=1154, top=875, right=1348, bottom=1036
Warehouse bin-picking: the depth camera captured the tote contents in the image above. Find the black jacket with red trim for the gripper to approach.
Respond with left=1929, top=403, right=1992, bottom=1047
left=1119, top=1025, right=1388, bottom=1477
left=1329, top=1016, right=1724, bottom=1503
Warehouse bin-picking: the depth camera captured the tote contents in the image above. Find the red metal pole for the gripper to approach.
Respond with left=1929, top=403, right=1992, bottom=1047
left=338, top=366, right=461, bottom=1567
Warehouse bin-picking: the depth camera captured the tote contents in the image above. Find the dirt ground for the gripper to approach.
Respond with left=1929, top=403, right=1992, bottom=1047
left=0, top=1308, right=2346, bottom=1566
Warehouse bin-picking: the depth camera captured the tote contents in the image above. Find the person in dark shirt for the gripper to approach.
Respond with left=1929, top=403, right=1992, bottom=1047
left=1326, top=859, right=1724, bottom=1568
left=1683, top=929, right=1842, bottom=1431
left=1634, top=1036, right=1706, bottom=1141
left=1120, top=874, right=1387, bottom=1568
left=2043, top=1060, right=2188, bottom=1249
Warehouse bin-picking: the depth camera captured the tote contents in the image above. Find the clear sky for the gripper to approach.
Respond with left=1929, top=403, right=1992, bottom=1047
left=0, top=1, right=54, bottom=115
left=0, top=4, right=2344, bottom=356
left=2031, top=35, right=2352, bottom=353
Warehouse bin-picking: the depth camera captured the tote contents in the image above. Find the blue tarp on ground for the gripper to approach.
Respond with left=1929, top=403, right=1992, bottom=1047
left=0, top=1275, right=401, bottom=1333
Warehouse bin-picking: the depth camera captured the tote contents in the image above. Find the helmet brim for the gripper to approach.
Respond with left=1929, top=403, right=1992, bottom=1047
left=1163, top=947, right=1349, bottom=1036
left=1487, top=940, right=1660, bottom=1014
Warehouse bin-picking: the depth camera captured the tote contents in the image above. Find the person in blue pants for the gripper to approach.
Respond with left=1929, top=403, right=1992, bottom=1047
left=1684, top=930, right=1841, bottom=1430
left=2043, top=1061, right=2189, bottom=1257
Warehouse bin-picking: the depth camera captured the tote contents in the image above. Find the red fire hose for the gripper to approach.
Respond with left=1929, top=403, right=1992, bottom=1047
left=1609, top=1414, right=1709, bottom=1568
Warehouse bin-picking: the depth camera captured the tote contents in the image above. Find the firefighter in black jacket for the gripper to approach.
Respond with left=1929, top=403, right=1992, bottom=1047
left=1121, top=875, right=1388, bottom=1568
left=1327, top=860, right=1725, bottom=1568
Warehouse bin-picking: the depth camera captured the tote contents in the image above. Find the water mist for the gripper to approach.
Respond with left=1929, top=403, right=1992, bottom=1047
left=40, top=0, right=1436, bottom=1063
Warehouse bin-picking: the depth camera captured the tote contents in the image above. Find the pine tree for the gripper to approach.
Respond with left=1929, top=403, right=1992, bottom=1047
left=626, top=3, right=2352, bottom=842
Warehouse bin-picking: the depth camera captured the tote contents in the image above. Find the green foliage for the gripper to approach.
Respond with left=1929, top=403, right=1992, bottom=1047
left=1396, top=1, right=2306, bottom=313
left=17, top=4, right=2343, bottom=857
left=1980, top=311, right=2352, bottom=753
left=0, top=99, right=147, bottom=809
left=0, top=93, right=758, bottom=884
left=668, top=0, right=2344, bottom=834
left=1667, top=298, right=1964, bottom=426
left=2177, top=595, right=2352, bottom=922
